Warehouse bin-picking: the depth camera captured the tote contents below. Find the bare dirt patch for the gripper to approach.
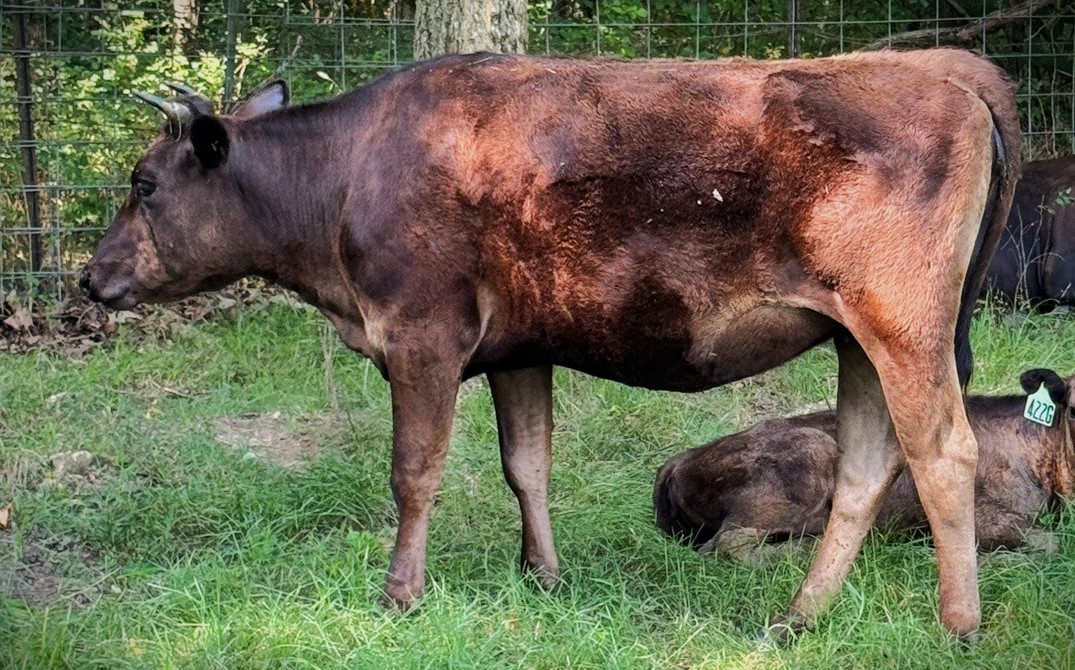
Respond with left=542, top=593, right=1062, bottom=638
left=212, top=412, right=337, bottom=469
left=0, top=529, right=108, bottom=609
left=0, top=453, right=126, bottom=609
left=37, top=451, right=120, bottom=492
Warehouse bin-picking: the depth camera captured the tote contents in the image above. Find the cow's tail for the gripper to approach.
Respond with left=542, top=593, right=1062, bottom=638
left=954, top=68, right=1022, bottom=390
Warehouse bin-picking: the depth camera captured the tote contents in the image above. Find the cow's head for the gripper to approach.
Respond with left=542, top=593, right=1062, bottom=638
left=80, top=79, right=289, bottom=309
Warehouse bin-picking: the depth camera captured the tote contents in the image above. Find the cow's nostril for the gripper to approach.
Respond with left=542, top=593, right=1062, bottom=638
left=78, top=267, right=91, bottom=293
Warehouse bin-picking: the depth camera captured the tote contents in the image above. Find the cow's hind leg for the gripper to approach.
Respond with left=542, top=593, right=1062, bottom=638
left=488, top=366, right=560, bottom=587
left=774, top=333, right=904, bottom=634
left=883, top=354, right=979, bottom=637
left=783, top=322, right=980, bottom=638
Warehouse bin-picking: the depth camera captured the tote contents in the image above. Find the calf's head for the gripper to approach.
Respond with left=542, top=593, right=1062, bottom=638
left=80, top=80, right=289, bottom=309
left=1017, top=368, right=1075, bottom=498
left=1020, top=368, right=1075, bottom=426
left=653, top=451, right=722, bottom=549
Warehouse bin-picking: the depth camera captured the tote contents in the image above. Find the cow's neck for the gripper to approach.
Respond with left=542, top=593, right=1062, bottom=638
left=973, top=399, right=1075, bottom=501
left=1050, top=420, right=1075, bottom=499
left=1028, top=419, right=1075, bottom=501
left=229, top=107, right=368, bottom=323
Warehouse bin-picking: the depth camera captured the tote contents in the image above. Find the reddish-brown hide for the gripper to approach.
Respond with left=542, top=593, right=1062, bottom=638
left=81, top=50, right=1020, bottom=636
left=655, top=368, right=1075, bottom=558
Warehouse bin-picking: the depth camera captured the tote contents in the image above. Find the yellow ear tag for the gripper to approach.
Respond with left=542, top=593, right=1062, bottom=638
left=1024, top=383, right=1056, bottom=427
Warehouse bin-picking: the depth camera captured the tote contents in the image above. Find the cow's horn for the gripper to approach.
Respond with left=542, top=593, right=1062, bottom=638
left=133, top=90, right=192, bottom=127
left=165, top=81, right=202, bottom=98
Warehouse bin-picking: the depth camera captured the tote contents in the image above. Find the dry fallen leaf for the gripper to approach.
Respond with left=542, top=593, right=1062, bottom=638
left=0, top=505, right=12, bottom=530
left=0, top=281, right=299, bottom=355
left=113, top=310, right=141, bottom=324
left=3, top=304, right=33, bottom=331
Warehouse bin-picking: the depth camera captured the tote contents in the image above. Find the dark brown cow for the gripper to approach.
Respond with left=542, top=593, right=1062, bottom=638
left=655, top=368, right=1075, bottom=561
left=80, top=50, right=1020, bottom=636
left=985, top=156, right=1075, bottom=307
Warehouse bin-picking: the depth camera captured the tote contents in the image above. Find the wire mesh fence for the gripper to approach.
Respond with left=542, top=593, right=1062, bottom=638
left=1, top=0, right=1072, bottom=297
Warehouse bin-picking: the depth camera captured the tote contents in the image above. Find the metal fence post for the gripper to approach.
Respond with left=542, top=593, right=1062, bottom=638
left=224, top=0, right=239, bottom=105
left=787, top=0, right=800, bottom=58
left=13, top=0, right=42, bottom=275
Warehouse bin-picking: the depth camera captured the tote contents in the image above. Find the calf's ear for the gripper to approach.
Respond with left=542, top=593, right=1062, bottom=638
left=190, top=116, right=229, bottom=169
left=1019, top=368, right=1067, bottom=406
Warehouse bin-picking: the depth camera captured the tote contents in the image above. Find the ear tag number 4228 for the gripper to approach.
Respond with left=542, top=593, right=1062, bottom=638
left=1024, top=383, right=1056, bottom=427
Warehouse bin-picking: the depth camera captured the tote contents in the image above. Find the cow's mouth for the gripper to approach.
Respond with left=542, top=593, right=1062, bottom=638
left=101, top=292, right=139, bottom=310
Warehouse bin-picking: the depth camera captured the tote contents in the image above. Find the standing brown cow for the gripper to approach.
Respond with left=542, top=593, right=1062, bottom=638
left=655, top=368, right=1075, bottom=560
left=80, top=50, right=1019, bottom=636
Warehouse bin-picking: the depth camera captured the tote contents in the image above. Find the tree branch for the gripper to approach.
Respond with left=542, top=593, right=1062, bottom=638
left=861, top=0, right=1059, bottom=51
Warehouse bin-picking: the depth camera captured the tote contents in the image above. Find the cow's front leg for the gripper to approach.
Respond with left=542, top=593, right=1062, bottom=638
left=382, top=355, right=462, bottom=609
left=488, top=366, right=560, bottom=587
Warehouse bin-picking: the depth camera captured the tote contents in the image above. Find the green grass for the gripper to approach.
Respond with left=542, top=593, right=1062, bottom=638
left=1, top=302, right=1074, bottom=669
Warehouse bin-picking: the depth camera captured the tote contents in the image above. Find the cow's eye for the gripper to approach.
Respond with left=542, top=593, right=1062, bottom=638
left=133, top=180, right=157, bottom=198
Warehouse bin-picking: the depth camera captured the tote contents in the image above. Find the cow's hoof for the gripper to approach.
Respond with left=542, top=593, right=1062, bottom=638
left=940, top=604, right=981, bottom=642
left=538, top=570, right=561, bottom=591
left=754, top=611, right=806, bottom=648
left=753, top=621, right=798, bottom=649
left=521, top=555, right=561, bottom=591
left=381, top=578, right=423, bottom=612
left=951, top=628, right=982, bottom=648
left=525, top=565, right=561, bottom=592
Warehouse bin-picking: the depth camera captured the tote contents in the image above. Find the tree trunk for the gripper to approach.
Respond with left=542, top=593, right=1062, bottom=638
left=173, top=0, right=198, bottom=50
left=414, top=0, right=527, bottom=60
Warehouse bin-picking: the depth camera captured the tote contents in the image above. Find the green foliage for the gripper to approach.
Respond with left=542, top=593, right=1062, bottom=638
left=1055, top=187, right=1073, bottom=210
left=0, top=1, right=402, bottom=286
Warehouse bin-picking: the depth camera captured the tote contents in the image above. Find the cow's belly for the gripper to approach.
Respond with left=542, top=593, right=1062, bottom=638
left=681, top=305, right=837, bottom=388
left=478, top=304, right=836, bottom=392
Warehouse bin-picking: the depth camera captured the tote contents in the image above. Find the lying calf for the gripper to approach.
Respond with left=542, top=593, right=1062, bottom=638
left=655, top=369, right=1074, bottom=560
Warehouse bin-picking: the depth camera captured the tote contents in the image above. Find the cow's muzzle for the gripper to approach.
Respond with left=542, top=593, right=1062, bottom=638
left=80, top=265, right=137, bottom=310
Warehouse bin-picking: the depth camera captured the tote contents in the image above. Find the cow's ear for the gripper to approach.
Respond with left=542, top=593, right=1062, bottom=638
left=190, top=115, right=229, bottom=169
left=231, top=79, right=289, bottom=118
left=1019, top=368, right=1067, bottom=406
